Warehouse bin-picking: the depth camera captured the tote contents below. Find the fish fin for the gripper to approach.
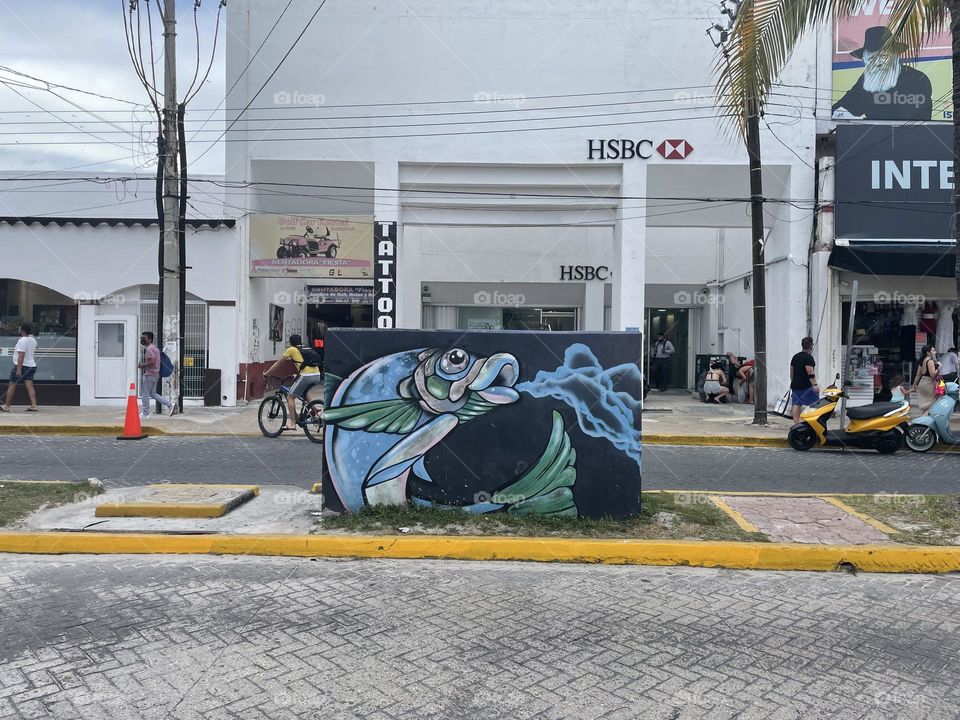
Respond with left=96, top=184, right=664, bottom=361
left=323, top=398, right=423, bottom=434
left=491, top=410, right=578, bottom=516
left=412, top=456, right=434, bottom=484
left=323, top=373, right=343, bottom=402
left=365, top=414, right=459, bottom=487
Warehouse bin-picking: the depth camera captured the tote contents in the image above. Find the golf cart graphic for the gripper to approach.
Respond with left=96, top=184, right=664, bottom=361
left=276, top=226, right=341, bottom=259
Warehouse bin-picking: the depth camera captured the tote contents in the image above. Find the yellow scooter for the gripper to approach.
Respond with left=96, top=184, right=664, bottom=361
left=787, top=375, right=910, bottom=454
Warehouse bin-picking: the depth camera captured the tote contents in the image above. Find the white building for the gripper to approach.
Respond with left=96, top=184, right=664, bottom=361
left=0, top=174, right=238, bottom=406
left=224, top=0, right=823, bottom=400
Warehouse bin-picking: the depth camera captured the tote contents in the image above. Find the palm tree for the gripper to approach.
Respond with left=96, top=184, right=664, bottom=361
left=715, top=0, right=959, bottom=422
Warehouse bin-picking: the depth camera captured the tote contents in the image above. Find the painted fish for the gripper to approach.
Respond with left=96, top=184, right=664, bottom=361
left=323, top=347, right=521, bottom=512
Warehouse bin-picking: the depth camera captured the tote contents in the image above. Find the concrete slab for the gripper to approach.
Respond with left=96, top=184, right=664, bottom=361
left=21, top=485, right=322, bottom=534
left=95, top=484, right=259, bottom=518
left=720, top=496, right=893, bottom=545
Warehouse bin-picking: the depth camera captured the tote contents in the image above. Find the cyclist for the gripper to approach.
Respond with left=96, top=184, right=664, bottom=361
left=263, top=333, right=322, bottom=431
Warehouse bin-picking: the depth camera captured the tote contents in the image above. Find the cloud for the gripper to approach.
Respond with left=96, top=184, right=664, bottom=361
left=0, top=0, right=225, bottom=174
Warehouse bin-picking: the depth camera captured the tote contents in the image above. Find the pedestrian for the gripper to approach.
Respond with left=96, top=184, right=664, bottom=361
left=889, top=374, right=911, bottom=403
left=702, top=362, right=730, bottom=404
left=939, top=347, right=958, bottom=384
left=912, top=345, right=939, bottom=414
left=789, top=337, right=819, bottom=423
left=138, top=331, right=173, bottom=418
left=650, top=333, right=675, bottom=392
left=0, top=323, right=38, bottom=412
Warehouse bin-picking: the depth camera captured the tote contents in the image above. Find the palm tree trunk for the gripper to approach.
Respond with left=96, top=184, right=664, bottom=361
left=952, top=3, right=960, bottom=315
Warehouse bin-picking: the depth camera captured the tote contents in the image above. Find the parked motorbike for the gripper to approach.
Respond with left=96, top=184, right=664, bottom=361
left=276, top=226, right=341, bottom=259
left=787, top=374, right=910, bottom=454
left=905, top=381, right=959, bottom=452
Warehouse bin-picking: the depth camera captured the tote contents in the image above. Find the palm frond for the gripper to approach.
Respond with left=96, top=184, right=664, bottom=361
left=715, top=0, right=868, bottom=139
left=884, top=0, right=948, bottom=61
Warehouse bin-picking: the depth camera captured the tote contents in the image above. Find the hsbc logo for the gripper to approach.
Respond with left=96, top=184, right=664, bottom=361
left=587, top=138, right=694, bottom=161
left=657, top=139, right=694, bottom=160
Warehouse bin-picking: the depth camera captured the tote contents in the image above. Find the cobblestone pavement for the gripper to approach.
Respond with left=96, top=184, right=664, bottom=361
left=2, top=436, right=960, bottom=494
left=720, top=496, right=892, bottom=545
left=1, top=555, right=959, bottom=719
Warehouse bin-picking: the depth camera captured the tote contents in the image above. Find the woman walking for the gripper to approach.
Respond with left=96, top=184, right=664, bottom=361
left=912, top=345, right=939, bottom=414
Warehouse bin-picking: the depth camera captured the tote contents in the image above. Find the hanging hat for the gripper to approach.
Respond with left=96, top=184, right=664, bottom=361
left=850, top=26, right=907, bottom=59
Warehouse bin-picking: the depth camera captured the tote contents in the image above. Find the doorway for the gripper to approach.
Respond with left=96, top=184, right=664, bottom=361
left=94, top=317, right=136, bottom=398
left=644, top=308, right=689, bottom=389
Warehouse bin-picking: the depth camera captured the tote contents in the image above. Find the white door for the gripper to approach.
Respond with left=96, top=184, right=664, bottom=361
left=94, top=318, right=135, bottom=398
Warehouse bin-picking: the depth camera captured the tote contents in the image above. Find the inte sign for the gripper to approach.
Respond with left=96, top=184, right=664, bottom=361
left=835, top=125, right=953, bottom=240
left=587, top=138, right=694, bottom=161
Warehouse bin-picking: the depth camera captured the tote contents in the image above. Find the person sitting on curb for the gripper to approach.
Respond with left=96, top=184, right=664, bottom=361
left=702, top=362, right=730, bottom=404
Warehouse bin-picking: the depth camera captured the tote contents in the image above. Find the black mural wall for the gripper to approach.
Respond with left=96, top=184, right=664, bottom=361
left=321, top=329, right=642, bottom=519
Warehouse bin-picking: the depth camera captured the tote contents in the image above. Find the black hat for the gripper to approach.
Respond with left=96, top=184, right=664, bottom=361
left=851, top=26, right=907, bottom=59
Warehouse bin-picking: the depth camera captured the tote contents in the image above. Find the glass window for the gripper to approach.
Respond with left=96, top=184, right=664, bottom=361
left=0, top=280, right=77, bottom=382
left=454, top=307, right=579, bottom=331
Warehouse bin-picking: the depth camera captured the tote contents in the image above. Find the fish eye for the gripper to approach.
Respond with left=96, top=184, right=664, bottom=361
left=440, top=349, right=469, bottom=374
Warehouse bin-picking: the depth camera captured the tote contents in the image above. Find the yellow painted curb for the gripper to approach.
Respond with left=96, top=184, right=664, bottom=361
left=311, top=483, right=322, bottom=494
left=709, top=497, right=761, bottom=534
left=819, top=496, right=901, bottom=536
left=1, top=532, right=960, bottom=573
left=644, top=434, right=790, bottom=448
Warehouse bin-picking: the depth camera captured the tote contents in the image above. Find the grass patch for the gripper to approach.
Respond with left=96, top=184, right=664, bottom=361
left=0, top=481, right=94, bottom=527
left=842, top=494, right=960, bottom=546
left=319, top=491, right=763, bottom=541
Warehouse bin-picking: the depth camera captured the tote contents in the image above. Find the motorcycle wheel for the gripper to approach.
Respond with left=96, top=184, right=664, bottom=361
left=877, top=431, right=903, bottom=455
left=276, top=246, right=289, bottom=259
left=326, top=245, right=338, bottom=258
left=905, top=425, right=937, bottom=453
left=787, top=425, right=816, bottom=451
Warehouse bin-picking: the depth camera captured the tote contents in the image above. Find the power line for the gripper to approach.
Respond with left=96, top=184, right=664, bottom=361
left=192, top=0, right=332, bottom=163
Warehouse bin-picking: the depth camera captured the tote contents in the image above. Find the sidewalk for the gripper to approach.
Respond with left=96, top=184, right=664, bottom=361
left=0, top=403, right=261, bottom=436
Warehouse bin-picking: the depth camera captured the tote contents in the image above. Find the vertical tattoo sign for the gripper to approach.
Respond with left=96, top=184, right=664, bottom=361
left=374, top=221, right=398, bottom=328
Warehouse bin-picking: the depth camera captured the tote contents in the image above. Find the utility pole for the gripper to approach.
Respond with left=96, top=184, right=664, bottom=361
left=161, top=0, right=181, bottom=413
left=746, top=97, right=767, bottom=425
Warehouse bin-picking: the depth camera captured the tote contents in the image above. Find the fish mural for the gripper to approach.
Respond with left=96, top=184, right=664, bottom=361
left=321, top=329, right=642, bottom=519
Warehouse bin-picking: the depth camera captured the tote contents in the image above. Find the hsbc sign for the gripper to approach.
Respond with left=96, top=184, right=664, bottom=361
left=587, top=138, right=694, bottom=160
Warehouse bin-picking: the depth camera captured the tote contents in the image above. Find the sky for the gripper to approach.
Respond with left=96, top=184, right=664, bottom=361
left=0, top=0, right=226, bottom=176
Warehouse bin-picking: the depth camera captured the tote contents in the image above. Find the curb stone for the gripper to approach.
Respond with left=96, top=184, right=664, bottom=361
left=1, top=532, right=959, bottom=573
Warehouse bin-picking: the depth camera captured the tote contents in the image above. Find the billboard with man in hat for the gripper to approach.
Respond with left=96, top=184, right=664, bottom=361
left=833, top=7, right=949, bottom=122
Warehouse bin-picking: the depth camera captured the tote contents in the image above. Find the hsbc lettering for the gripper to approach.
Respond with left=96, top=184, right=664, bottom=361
left=587, top=139, right=653, bottom=160
left=560, top=265, right=610, bottom=281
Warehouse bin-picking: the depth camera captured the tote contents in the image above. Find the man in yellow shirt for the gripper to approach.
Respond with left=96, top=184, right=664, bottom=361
left=263, top=333, right=321, bottom=430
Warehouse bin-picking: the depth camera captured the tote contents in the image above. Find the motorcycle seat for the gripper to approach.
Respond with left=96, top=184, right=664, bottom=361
left=846, top=402, right=905, bottom=420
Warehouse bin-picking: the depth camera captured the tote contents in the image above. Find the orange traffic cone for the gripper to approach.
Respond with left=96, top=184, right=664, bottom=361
left=117, top=382, right=147, bottom=440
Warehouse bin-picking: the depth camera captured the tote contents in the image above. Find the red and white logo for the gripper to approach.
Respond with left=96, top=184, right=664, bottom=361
left=657, top=139, right=694, bottom=160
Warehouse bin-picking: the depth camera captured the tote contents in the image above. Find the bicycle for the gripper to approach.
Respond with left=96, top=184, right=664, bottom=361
left=258, top=374, right=324, bottom=443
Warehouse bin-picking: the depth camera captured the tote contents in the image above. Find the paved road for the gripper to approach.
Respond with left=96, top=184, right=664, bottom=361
left=0, top=435, right=321, bottom=489
left=1, top=555, right=957, bottom=719
left=0, top=435, right=958, bottom=494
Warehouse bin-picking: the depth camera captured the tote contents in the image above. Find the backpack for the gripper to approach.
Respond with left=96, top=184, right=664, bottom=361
left=297, top=346, right=323, bottom=369
left=159, top=351, right=173, bottom=378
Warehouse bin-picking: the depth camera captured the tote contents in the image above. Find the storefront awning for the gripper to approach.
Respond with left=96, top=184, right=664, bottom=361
left=828, top=242, right=957, bottom=278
